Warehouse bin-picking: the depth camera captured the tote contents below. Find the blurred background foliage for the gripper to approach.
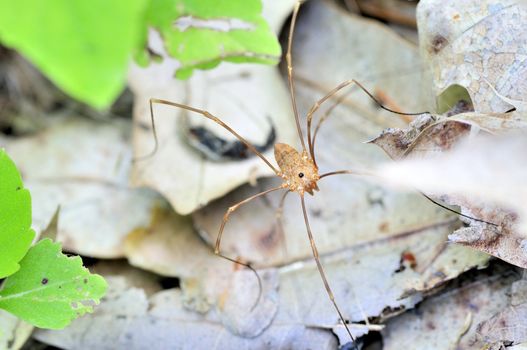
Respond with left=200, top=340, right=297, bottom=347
left=0, top=0, right=280, bottom=108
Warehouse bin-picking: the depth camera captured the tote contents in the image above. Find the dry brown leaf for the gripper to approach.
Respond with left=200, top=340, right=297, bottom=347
left=0, top=116, right=164, bottom=258
left=417, top=0, right=527, bottom=112
left=383, top=265, right=522, bottom=350
left=477, top=304, right=527, bottom=347
left=129, top=0, right=298, bottom=215
left=449, top=111, right=527, bottom=134
left=370, top=109, right=527, bottom=161
left=124, top=205, right=221, bottom=279
left=123, top=205, right=280, bottom=338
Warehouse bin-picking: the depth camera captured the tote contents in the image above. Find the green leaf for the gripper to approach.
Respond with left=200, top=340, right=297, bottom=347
left=0, top=0, right=147, bottom=108
left=0, top=239, right=107, bottom=329
left=142, top=0, right=281, bottom=78
left=0, top=149, right=35, bottom=279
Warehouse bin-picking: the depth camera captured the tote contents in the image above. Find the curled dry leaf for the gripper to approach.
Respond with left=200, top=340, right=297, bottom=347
left=0, top=116, right=164, bottom=258
left=417, top=0, right=527, bottom=112
left=376, top=134, right=527, bottom=268
left=129, top=0, right=298, bottom=215
left=34, top=276, right=338, bottom=350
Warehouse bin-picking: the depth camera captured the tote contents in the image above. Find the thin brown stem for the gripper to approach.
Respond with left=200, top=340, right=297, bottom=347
left=287, top=1, right=307, bottom=153
left=300, top=195, right=355, bottom=343
left=216, top=185, right=286, bottom=310
left=137, top=98, right=280, bottom=175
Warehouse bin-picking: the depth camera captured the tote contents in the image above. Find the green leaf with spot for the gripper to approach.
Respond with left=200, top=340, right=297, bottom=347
left=0, top=149, right=35, bottom=279
left=0, top=0, right=147, bottom=108
left=140, top=0, right=281, bottom=78
left=0, top=239, right=107, bottom=329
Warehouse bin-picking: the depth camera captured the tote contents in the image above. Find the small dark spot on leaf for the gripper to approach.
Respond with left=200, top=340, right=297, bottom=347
left=239, top=71, right=251, bottom=79
left=433, top=270, right=447, bottom=279
left=258, top=227, right=280, bottom=251
left=468, top=302, right=479, bottom=312
left=41, top=278, right=48, bottom=285
left=16, top=186, right=21, bottom=191
left=394, top=251, right=417, bottom=273
left=83, top=278, right=88, bottom=284
left=379, top=222, right=389, bottom=232
left=430, top=34, right=448, bottom=54
left=310, top=208, right=322, bottom=218
left=137, top=121, right=151, bottom=131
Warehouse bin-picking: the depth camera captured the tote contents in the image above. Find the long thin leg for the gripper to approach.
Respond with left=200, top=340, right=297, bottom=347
left=135, top=98, right=280, bottom=175
left=320, top=170, right=497, bottom=226
left=286, top=1, right=307, bottom=153
left=319, top=169, right=372, bottom=179
left=300, top=195, right=355, bottom=343
left=275, top=190, right=291, bottom=259
left=306, top=79, right=430, bottom=165
left=306, top=80, right=356, bottom=164
left=311, top=89, right=354, bottom=165
left=216, top=185, right=286, bottom=310
left=420, top=192, right=498, bottom=227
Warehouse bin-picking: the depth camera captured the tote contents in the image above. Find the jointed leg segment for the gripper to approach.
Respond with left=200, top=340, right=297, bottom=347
left=275, top=190, right=292, bottom=259
left=137, top=98, right=280, bottom=175
left=215, top=185, right=286, bottom=309
left=303, top=76, right=430, bottom=167
left=300, top=195, right=355, bottom=342
left=287, top=1, right=308, bottom=153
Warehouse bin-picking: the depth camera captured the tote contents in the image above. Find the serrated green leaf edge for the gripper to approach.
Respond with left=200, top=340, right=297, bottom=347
left=141, top=0, right=281, bottom=79
left=0, top=239, right=107, bottom=329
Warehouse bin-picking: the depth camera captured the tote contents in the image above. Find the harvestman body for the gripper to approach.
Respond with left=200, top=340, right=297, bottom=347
left=140, top=1, right=497, bottom=344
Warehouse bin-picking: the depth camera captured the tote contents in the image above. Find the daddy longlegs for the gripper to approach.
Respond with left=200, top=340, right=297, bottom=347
left=138, top=1, right=498, bottom=344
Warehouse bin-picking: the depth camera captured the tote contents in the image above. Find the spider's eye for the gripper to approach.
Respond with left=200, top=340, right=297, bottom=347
left=298, top=172, right=304, bottom=178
